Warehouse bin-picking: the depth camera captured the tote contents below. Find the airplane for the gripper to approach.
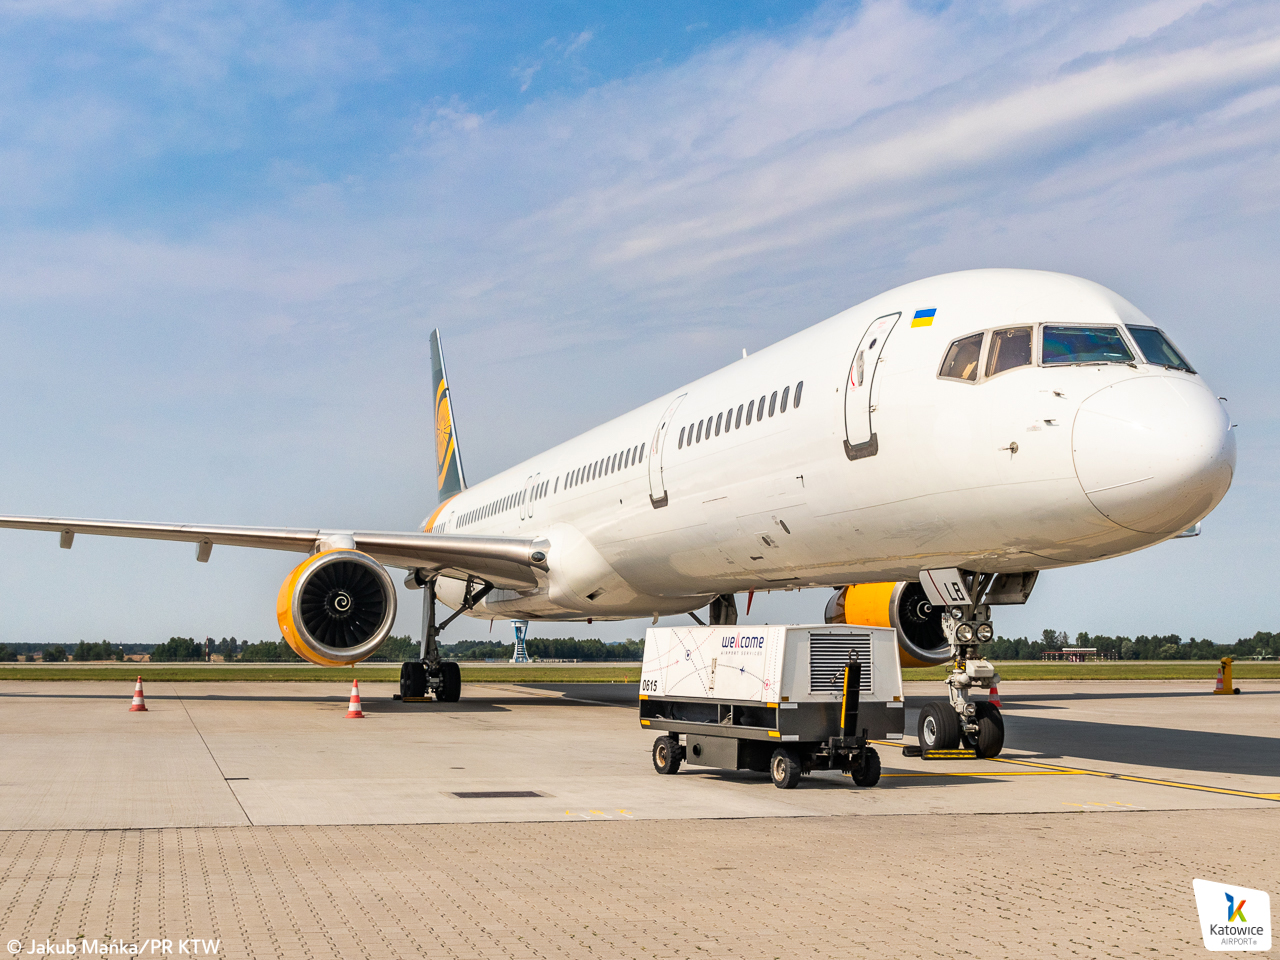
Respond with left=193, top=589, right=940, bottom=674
left=0, top=268, right=1234, bottom=756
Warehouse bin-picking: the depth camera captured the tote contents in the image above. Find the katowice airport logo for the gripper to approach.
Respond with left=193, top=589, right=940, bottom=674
left=1193, top=879, right=1271, bottom=951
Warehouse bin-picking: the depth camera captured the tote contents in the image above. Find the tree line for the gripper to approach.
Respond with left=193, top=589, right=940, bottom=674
left=987, top=630, right=1280, bottom=661
left=3, top=629, right=1276, bottom=664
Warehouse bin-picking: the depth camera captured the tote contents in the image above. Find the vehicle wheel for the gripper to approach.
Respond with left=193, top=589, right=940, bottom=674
left=770, top=748, right=803, bottom=789
left=438, top=661, right=462, bottom=703
left=652, top=736, right=682, bottom=774
left=970, top=702, right=1005, bottom=758
left=851, top=747, right=881, bottom=787
left=918, top=702, right=960, bottom=751
left=400, top=661, right=426, bottom=699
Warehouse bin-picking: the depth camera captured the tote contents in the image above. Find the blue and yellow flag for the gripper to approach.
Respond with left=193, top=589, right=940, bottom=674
left=911, top=308, right=936, bottom=328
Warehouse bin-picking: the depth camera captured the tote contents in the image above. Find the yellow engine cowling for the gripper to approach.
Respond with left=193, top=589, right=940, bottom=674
left=825, top=582, right=952, bottom=668
left=276, top=550, right=398, bottom=666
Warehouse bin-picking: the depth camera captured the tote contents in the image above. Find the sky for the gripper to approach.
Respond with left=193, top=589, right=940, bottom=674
left=0, top=0, right=1276, bottom=649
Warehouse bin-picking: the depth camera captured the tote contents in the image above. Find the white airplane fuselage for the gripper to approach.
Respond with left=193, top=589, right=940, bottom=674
left=428, top=269, right=1235, bottom=622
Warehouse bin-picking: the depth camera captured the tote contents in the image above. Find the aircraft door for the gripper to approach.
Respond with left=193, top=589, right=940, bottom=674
left=520, top=473, right=539, bottom=520
left=844, top=312, right=901, bottom=460
left=647, top=393, right=687, bottom=509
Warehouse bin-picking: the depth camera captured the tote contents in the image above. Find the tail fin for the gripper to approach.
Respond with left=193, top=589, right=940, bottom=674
left=430, top=329, right=467, bottom=502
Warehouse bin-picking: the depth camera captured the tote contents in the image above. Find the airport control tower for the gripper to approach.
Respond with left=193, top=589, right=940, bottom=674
left=511, top=620, right=530, bottom=663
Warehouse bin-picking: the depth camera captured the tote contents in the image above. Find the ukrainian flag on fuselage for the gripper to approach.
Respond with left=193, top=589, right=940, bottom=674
left=911, top=308, right=936, bottom=327
left=430, top=329, right=467, bottom=503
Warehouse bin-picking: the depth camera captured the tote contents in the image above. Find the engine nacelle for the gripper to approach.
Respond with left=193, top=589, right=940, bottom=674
left=825, top=582, right=951, bottom=668
left=276, top=550, right=398, bottom=666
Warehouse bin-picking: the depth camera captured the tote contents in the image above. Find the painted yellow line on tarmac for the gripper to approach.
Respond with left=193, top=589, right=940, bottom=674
left=879, top=771, right=1079, bottom=778
left=991, top=756, right=1280, bottom=801
left=870, top=742, right=1280, bottom=802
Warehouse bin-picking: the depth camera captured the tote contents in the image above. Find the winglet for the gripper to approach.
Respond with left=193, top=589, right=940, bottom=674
left=430, top=329, right=467, bottom=502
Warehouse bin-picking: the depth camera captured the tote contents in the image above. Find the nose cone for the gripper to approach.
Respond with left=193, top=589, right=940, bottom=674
left=1073, top=376, right=1235, bottom=535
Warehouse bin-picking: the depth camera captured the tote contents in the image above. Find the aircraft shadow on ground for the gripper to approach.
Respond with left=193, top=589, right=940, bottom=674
left=1003, top=715, right=1276, bottom=777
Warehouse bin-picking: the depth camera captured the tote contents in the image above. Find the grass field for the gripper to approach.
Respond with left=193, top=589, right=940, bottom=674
left=900, top=661, right=1280, bottom=681
left=0, top=663, right=644, bottom=683
left=1, top=661, right=1277, bottom=682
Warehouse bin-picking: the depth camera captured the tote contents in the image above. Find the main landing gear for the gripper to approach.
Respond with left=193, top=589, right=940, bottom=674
left=917, top=580, right=1005, bottom=758
left=398, top=573, right=491, bottom=703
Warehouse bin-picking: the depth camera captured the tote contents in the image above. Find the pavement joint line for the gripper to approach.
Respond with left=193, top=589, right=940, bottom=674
left=171, top=682, right=255, bottom=826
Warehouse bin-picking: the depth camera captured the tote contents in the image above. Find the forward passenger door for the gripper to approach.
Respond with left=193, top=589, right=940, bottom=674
left=844, top=313, right=901, bottom=460
left=647, top=394, right=687, bottom=508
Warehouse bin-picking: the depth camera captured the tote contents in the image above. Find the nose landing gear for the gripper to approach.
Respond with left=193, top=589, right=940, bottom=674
left=930, top=599, right=1005, bottom=758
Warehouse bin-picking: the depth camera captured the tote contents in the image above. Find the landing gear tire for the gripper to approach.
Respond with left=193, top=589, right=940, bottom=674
left=851, top=747, right=881, bottom=787
left=968, top=702, right=1005, bottom=758
left=438, top=661, right=462, bottom=703
left=400, top=661, right=426, bottom=699
left=653, top=736, right=682, bottom=775
left=918, top=702, right=960, bottom=751
left=770, top=748, right=803, bottom=789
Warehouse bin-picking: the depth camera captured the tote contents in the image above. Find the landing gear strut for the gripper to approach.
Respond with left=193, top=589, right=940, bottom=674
left=933, top=573, right=1004, bottom=758
left=708, top=594, right=738, bottom=625
left=398, top=573, right=491, bottom=702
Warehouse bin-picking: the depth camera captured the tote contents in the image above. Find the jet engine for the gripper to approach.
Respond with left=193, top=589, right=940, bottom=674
left=276, top=550, right=398, bottom=666
left=825, top=582, right=950, bottom=668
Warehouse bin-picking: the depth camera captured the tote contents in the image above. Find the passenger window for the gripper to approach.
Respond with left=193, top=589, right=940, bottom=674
left=735, top=404, right=744, bottom=429
left=1042, top=326, right=1134, bottom=365
left=780, top=385, right=790, bottom=412
left=746, top=399, right=755, bottom=423
left=986, top=327, right=1033, bottom=377
left=715, top=413, right=723, bottom=436
left=768, top=391, right=777, bottom=417
left=696, top=420, right=704, bottom=443
left=1126, top=325, right=1194, bottom=372
left=794, top=381, right=803, bottom=407
left=639, top=443, right=645, bottom=462
left=940, top=333, right=985, bottom=381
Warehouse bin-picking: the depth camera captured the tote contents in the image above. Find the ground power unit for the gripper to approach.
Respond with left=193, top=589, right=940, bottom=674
left=639, top=624, right=904, bottom=788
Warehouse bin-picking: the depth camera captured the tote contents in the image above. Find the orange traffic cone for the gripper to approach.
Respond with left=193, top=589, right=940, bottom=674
left=129, top=676, right=148, bottom=712
left=344, top=679, right=364, bottom=719
left=1213, top=665, right=1225, bottom=694
left=988, top=685, right=1001, bottom=709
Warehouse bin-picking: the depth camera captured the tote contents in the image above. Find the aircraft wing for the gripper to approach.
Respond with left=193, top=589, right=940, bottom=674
left=0, top=515, right=548, bottom=590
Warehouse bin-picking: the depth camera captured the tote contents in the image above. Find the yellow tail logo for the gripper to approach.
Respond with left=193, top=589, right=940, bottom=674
left=430, top=329, right=466, bottom=502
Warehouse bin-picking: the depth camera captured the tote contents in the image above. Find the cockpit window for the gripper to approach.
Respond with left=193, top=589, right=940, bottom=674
left=1041, top=326, right=1134, bottom=365
left=1126, top=325, right=1195, bottom=373
left=939, top=333, right=984, bottom=382
left=985, top=326, right=1032, bottom=377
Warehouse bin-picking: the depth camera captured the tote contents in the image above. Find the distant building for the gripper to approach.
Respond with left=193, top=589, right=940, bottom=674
left=1041, top=647, right=1117, bottom=662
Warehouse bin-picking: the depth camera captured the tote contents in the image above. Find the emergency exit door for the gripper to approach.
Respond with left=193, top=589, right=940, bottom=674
left=843, top=312, right=901, bottom=460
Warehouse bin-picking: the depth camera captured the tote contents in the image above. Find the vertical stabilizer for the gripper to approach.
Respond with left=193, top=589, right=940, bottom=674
left=430, top=329, right=467, bottom=503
